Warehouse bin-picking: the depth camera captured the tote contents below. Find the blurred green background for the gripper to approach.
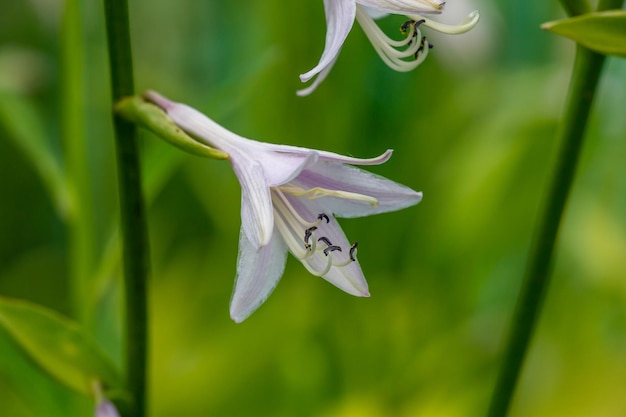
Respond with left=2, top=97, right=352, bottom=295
left=1, top=0, right=625, bottom=416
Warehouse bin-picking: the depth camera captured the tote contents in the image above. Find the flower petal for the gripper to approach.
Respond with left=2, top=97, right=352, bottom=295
left=356, top=0, right=444, bottom=14
left=269, top=146, right=393, bottom=166
left=293, top=160, right=422, bottom=218
left=96, top=400, right=120, bottom=417
left=255, top=149, right=320, bottom=187
left=299, top=0, right=356, bottom=83
left=297, top=54, right=340, bottom=96
left=232, top=155, right=275, bottom=248
left=230, top=227, right=288, bottom=323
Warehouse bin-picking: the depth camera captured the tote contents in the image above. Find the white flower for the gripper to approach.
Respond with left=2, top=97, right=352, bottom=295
left=298, top=0, right=480, bottom=96
left=146, top=91, right=423, bottom=323
left=95, top=400, right=120, bottom=417
left=92, top=382, right=120, bottom=417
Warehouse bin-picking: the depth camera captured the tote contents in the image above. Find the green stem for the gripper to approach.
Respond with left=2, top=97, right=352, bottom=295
left=486, top=0, right=623, bottom=415
left=559, top=0, right=592, bottom=16
left=61, top=0, right=94, bottom=324
left=103, top=1, right=149, bottom=416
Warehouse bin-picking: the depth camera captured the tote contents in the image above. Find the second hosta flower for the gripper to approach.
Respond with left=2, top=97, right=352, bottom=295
left=146, top=91, right=423, bottom=322
left=299, top=0, right=480, bottom=95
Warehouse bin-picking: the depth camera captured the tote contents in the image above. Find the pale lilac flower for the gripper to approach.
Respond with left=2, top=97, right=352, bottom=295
left=146, top=91, right=422, bottom=322
left=95, top=400, right=120, bottom=417
left=92, top=381, right=120, bottom=417
left=298, top=0, right=480, bottom=95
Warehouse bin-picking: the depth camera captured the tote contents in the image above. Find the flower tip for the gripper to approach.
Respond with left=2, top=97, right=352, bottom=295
left=230, top=304, right=252, bottom=324
left=143, top=90, right=175, bottom=111
left=95, top=400, right=120, bottom=417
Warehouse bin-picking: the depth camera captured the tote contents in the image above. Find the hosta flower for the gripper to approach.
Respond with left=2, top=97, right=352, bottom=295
left=95, top=400, right=120, bottom=417
left=298, top=0, right=480, bottom=95
left=92, top=382, right=120, bottom=417
left=146, top=91, right=422, bottom=322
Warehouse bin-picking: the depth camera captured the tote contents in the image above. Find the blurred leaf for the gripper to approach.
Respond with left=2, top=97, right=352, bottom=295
left=542, top=11, right=626, bottom=57
left=0, top=296, right=123, bottom=396
left=0, top=91, right=71, bottom=218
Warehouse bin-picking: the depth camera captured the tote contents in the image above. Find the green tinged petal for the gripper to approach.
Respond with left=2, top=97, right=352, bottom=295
left=114, top=95, right=228, bottom=160
left=0, top=297, right=122, bottom=395
left=542, top=10, right=626, bottom=58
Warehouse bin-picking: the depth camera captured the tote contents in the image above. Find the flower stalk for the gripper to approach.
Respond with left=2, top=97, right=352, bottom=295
left=486, top=0, right=623, bottom=416
left=103, top=0, right=149, bottom=416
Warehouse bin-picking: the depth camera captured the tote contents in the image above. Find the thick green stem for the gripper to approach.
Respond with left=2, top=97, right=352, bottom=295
left=486, top=0, right=623, bottom=415
left=61, top=0, right=95, bottom=324
left=103, top=1, right=149, bottom=416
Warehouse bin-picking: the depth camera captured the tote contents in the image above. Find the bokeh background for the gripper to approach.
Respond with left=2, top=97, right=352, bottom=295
left=1, top=0, right=626, bottom=416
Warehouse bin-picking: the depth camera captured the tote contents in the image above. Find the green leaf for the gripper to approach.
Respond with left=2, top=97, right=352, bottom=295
left=0, top=92, right=72, bottom=218
left=542, top=10, right=626, bottom=57
left=0, top=297, right=123, bottom=396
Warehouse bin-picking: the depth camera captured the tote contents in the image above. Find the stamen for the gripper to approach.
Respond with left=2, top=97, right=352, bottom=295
left=273, top=188, right=320, bottom=228
left=355, top=6, right=432, bottom=73
left=317, top=213, right=330, bottom=223
left=270, top=187, right=362, bottom=277
left=280, top=185, right=379, bottom=206
left=304, top=226, right=317, bottom=245
left=317, top=236, right=333, bottom=246
left=301, top=252, right=335, bottom=277
left=349, top=241, right=358, bottom=262
left=323, top=245, right=342, bottom=256
left=411, top=10, right=480, bottom=35
left=400, top=20, right=416, bottom=35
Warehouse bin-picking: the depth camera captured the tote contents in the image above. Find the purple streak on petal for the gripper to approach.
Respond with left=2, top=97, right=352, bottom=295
left=230, top=226, right=288, bottom=323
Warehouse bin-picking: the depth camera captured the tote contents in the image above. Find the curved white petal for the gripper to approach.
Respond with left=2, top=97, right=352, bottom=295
left=293, top=160, right=422, bottom=217
left=256, top=150, right=320, bottom=187
left=299, top=0, right=356, bottom=83
left=230, top=227, right=288, bottom=323
left=315, top=148, right=393, bottom=165
left=356, top=0, right=444, bottom=14
left=297, top=54, right=339, bottom=96
left=267, top=146, right=393, bottom=166
left=232, top=154, right=274, bottom=248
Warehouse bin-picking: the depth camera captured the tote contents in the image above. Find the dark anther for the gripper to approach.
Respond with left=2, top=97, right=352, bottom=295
left=304, top=226, right=317, bottom=244
left=401, top=20, right=416, bottom=34
left=317, top=236, right=333, bottom=246
left=323, top=245, right=342, bottom=256
left=415, top=37, right=429, bottom=58
left=349, top=242, right=359, bottom=262
left=317, top=213, right=330, bottom=223
left=428, top=42, right=434, bottom=49
left=415, top=19, right=426, bottom=27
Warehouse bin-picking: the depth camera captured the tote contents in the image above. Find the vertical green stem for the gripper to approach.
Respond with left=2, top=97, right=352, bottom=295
left=486, top=1, right=622, bottom=416
left=103, top=1, right=149, bottom=416
left=61, top=0, right=94, bottom=324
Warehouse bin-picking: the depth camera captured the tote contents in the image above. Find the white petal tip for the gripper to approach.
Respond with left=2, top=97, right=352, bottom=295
left=143, top=90, right=175, bottom=110
left=296, top=84, right=316, bottom=97
left=230, top=313, right=246, bottom=324
left=229, top=303, right=254, bottom=323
